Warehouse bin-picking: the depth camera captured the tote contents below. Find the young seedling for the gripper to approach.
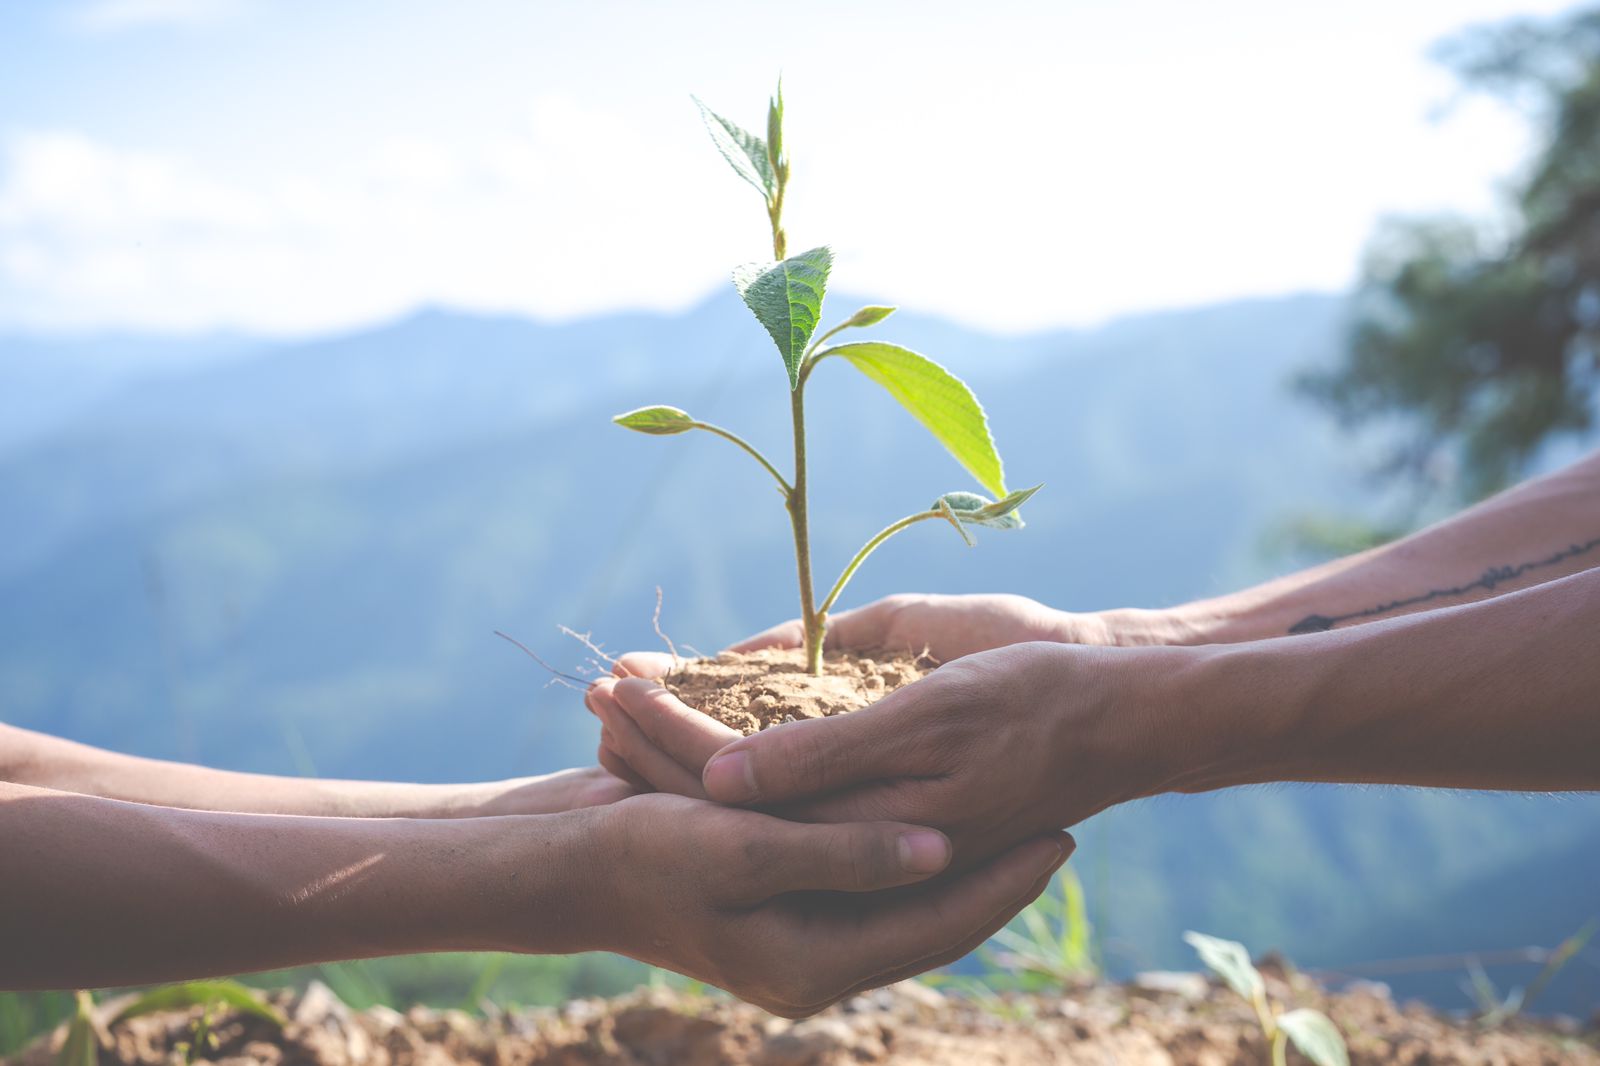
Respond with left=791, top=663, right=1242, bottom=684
left=614, top=82, right=1040, bottom=676
left=1185, top=932, right=1348, bottom=1066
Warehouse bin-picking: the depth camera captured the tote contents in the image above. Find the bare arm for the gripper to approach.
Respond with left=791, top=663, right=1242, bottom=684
left=600, top=568, right=1598, bottom=872
left=1108, top=449, right=1600, bottom=644
left=0, top=723, right=628, bottom=817
left=717, top=451, right=1600, bottom=665
left=0, top=779, right=1068, bottom=1013
left=0, top=780, right=586, bottom=988
left=1165, top=565, right=1600, bottom=794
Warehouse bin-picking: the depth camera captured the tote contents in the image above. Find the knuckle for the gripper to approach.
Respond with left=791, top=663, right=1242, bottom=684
left=783, top=728, right=836, bottom=797
left=826, top=828, right=882, bottom=890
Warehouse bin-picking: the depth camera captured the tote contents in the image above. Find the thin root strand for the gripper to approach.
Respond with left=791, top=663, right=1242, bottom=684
left=495, top=630, right=597, bottom=690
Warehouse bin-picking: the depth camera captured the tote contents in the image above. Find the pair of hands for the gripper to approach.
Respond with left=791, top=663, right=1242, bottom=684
left=574, top=594, right=1180, bottom=1015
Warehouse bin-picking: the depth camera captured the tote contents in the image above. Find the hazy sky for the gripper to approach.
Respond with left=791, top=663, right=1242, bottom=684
left=0, top=0, right=1583, bottom=336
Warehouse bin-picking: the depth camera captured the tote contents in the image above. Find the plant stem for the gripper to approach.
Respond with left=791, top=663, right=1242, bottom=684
left=788, top=384, right=824, bottom=674
left=690, top=422, right=790, bottom=493
left=768, top=185, right=787, bottom=260
left=1271, top=1029, right=1288, bottom=1066
left=817, top=509, right=943, bottom=618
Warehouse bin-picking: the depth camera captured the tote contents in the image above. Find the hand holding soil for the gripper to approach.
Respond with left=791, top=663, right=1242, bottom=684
left=584, top=793, right=1072, bottom=1017
left=726, top=592, right=1116, bottom=662
left=592, top=640, right=1174, bottom=867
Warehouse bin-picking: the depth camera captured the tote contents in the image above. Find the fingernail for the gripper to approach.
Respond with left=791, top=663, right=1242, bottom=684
left=897, top=831, right=951, bottom=875
left=704, top=751, right=758, bottom=803
left=1047, top=834, right=1075, bottom=872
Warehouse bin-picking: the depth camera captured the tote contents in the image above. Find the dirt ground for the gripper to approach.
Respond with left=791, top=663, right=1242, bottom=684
left=660, top=647, right=931, bottom=734
left=14, top=965, right=1597, bottom=1066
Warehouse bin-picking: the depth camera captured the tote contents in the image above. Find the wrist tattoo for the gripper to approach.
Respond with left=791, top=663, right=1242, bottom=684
left=1288, top=535, right=1600, bottom=634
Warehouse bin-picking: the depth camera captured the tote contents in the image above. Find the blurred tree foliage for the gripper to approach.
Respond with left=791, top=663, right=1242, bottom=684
left=1301, top=6, right=1600, bottom=503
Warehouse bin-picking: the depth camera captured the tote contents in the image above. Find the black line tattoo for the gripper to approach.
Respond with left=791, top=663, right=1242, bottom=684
left=1287, top=536, right=1600, bottom=635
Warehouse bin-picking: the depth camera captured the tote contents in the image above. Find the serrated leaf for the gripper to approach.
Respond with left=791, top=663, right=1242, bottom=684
left=1183, top=931, right=1264, bottom=1002
left=933, top=486, right=1040, bottom=530
left=826, top=341, right=1005, bottom=497
left=613, top=406, right=696, bottom=435
left=1278, top=1010, right=1349, bottom=1066
left=112, top=980, right=285, bottom=1027
left=840, top=305, right=896, bottom=329
left=693, top=97, right=774, bottom=201
left=733, top=247, right=832, bottom=389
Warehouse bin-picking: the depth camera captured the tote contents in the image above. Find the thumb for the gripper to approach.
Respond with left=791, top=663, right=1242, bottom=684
left=725, top=618, right=805, bottom=654
left=702, top=705, right=901, bottom=806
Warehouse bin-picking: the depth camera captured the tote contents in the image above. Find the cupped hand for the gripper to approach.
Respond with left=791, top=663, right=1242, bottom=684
left=467, top=767, right=638, bottom=816
left=591, top=641, right=1183, bottom=865
left=585, top=792, right=1073, bottom=1017
left=730, top=592, right=1107, bottom=662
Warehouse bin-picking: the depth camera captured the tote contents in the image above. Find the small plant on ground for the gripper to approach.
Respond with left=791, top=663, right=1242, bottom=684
left=926, top=866, right=1098, bottom=1019
left=1462, top=918, right=1598, bottom=1028
left=51, top=981, right=282, bottom=1066
left=1185, top=931, right=1349, bottom=1066
left=614, top=82, right=1039, bottom=675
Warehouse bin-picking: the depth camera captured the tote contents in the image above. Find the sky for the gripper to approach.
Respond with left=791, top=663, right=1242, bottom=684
left=0, top=0, right=1586, bottom=338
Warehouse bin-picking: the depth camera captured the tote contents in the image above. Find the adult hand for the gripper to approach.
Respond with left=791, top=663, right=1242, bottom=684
left=730, top=592, right=1109, bottom=662
left=590, top=641, right=1187, bottom=865
left=580, top=792, right=1074, bottom=1017
left=589, top=592, right=1104, bottom=791
left=464, top=766, right=638, bottom=816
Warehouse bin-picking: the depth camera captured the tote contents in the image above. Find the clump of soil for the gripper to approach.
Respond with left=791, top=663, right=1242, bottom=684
left=657, top=647, right=934, bottom=735
left=17, top=970, right=1598, bottom=1066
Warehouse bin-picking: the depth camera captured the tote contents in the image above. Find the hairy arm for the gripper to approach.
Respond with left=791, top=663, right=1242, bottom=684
left=1158, top=566, right=1600, bottom=794
left=0, top=723, right=627, bottom=817
left=1101, top=449, right=1600, bottom=644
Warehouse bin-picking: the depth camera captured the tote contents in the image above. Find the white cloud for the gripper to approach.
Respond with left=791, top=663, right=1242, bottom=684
left=0, top=99, right=749, bottom=334
left=68, top=0, right=250, bottom=33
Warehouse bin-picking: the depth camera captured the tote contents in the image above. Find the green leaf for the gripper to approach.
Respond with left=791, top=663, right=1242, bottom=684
left=1278, top=1009, right=1349, bottom=1066
left=733, top=247, right=832, bottom=389
left=55, top=992, right=96, bottom=1066
left=824, top=341, right=1006, bottom=497
left=839, top=305, right=896, bottom=329
left=1183, top=931, right=1264, bottom=1002
left=692, top=97, right=774, bottom=201
left=112, top=981, right=284, bottom=1028
left=934, top=485, right=1041, bottom=530
left=766, top=80, right=784, bottom=176
left=613, top=406, right=696, bottom=435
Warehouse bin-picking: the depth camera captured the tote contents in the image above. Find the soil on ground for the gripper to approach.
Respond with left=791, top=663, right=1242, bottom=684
left=659, top=647, right=932, bottom=735
left=17, top=967, right=1597, bottom=1066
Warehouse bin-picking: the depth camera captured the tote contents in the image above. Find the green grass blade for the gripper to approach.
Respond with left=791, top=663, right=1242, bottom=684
left=54, top=992, right=96, bottom=1066
left=112, top=981, right=284, bottom=1028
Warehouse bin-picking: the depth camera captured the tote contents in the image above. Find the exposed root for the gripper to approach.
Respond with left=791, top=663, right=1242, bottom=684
left=494, top=630, right=595, bottom=691
left=558, top=625, right=627, bottom=677
left=652, top=586, right=682, bottom=670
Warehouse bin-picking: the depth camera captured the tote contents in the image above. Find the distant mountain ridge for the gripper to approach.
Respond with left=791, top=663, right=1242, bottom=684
left=2, top=290, right=1596, bottom=1012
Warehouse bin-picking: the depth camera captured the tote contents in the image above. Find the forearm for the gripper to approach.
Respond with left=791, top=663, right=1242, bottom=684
left=1096, top=450, right=1600, bottom=645
left=1161, top=568, right=1600, bottom=794
left=0, top=724, right=520, bottom=817
left=0, top=781, right=600, bottom=989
